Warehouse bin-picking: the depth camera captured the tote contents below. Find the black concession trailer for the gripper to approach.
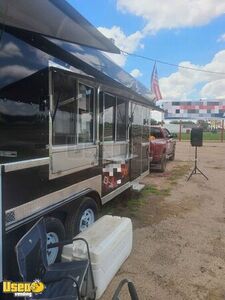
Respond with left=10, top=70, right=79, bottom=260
left=0, top=0, right=156, bottom=285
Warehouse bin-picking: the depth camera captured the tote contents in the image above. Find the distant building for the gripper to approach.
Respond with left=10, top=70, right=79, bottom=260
left=163, top=123, right=195, bottom=134
left=157, top=99, right=225, bottom=120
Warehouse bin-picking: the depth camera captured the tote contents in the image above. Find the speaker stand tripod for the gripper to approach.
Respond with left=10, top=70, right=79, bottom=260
left=187, top=146, right=208, bottom=181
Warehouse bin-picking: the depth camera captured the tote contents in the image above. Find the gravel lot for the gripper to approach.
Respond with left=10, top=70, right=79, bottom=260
left=101, top=141, right=225, bottom=300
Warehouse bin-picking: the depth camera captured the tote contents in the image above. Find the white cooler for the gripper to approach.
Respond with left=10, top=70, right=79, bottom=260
left=62, top=215, right=133, bottom=299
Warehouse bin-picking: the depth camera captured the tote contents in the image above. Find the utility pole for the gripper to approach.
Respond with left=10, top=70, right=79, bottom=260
left=221, top=119, right=224, bottom=143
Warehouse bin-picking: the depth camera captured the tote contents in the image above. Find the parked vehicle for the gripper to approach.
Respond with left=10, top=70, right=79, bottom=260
left=149, top=126, right=176, bottom=172
left=0, top=0, right=157, bottom=285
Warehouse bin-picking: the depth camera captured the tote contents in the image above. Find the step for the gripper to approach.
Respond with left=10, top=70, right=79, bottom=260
left=131, top=182, right=145, bottom=191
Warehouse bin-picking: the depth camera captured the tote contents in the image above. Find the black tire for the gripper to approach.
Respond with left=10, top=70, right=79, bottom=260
left=45, top=217, right=65, bottom=265
left=65, top=197, right=98, bottom=239
left=159, top=153, right=167, bottom=172
left=169, top=151, right=175, bottom=161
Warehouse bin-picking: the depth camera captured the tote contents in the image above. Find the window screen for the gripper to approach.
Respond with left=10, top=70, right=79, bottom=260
left=104, top=94, right=116, bottom=141
left=142, top=108, right=150, bottom=142
left=116, top=98, right=126, bottom=141
left=78, top=84, right=94, bottom=143
left=52, top=72, right=76, bottom=145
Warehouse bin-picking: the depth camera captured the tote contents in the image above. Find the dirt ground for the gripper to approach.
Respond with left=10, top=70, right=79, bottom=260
left=101, top=141, right=225, bottom=300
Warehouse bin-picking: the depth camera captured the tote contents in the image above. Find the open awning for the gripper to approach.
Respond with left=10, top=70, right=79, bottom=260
left=0, top=0, right=120, bottom=53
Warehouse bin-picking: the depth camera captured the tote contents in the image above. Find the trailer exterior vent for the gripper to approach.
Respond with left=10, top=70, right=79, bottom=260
left=5, top=211, right=15, bottom=224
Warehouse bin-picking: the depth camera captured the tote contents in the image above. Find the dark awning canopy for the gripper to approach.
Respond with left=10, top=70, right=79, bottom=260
left=47, top=37, right=154, bottom=102
left=3, top=25, right=157, bottom=108
left=0, top=0, right=120, bottom=53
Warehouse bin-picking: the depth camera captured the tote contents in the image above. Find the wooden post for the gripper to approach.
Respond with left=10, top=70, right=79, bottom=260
left=179, top=119, right=182, bottom=141
left=221, top=119, right=224, bottom=143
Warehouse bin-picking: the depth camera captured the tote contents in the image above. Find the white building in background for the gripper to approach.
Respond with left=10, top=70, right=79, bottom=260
left=151, top=109, right=164, bottom=122
left=156, top=99, right=225, bottom=120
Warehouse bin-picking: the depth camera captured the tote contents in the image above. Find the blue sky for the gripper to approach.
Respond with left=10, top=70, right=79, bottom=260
left=68, top=0, right=225, bottom=100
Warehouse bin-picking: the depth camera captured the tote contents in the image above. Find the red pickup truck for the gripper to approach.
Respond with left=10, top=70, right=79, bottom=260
left=149, top=126, right=176, bottom=172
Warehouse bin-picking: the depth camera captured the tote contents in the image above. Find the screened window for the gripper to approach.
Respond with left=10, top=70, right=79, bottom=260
left=52, top=72, right=76, bottom=145
left=116, top=98, right=127, bottom=141
left=78, top=84, right=94, bottom=143
left=142, top=108, right=150, bottom=142
left=103, top=93, right=128, bottom=142
left=104, top=94, right=116, bottom=141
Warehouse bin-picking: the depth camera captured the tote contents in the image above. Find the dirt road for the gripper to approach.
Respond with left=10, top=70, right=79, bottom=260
left=101, top=141, right=225, bottom=299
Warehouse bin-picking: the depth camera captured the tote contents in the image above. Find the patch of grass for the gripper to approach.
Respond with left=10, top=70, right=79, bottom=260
left=143, top=185, right=171, bottom=197
left=126, top=184, right=171, bottom=213
left=101, top=163, right=190, bottom=224
left=180, top=132, right=225, bottom=141
left=101, top=184, right=171, bottom=218
left=168, top=164, right=190, bottom=183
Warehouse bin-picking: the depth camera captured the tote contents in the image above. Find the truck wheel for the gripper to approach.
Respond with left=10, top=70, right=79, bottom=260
left=169, top=151, right=175, bottom=161
left=169, top=148, right=175, bottom=161
left=65, top=197, right=98, bottom=238
left=159, top=154, right=167, bottom=172
left=45, top=217, right=65, bottom=265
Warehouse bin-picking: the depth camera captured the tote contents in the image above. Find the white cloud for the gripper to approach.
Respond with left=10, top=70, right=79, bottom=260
left=130, top=68, right=143, bottom=78
left=200, top=79, right=225, bottom=99
left=217, top=33, right=225, bottom=42
left=159, top=50, right=225, bottom=99
left=0, top=42, right=23, bottom=58
left=0, top=65, right=35, bottom=79
left=98, top=26, right=144, bottom=66
left=117, top=0, right=225, bottom=32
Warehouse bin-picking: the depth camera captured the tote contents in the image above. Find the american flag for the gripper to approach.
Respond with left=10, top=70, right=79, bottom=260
left=151, top=63, right=162, bottom=101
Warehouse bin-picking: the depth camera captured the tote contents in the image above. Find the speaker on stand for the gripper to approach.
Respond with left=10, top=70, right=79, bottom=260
left=187, top=127, right=208, bottom=181
left=191, top=127, right=203, bottom=147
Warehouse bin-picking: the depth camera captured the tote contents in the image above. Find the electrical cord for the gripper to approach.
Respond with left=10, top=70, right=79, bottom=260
left=121, top=50, right=225, bottom=76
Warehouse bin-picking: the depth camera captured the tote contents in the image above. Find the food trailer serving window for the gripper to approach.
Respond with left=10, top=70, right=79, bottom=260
left=52, top=71, right=94, bottom=146
left=103, top=94, right=127, bottom=142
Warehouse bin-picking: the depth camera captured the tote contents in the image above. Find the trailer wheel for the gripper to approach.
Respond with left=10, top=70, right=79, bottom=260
left=65, top=197, right=98, bottom=238
left=45, top=217, right=65, bottom=265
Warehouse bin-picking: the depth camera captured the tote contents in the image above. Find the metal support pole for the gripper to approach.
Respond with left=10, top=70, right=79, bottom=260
left=179, top=119, right=182, bottom=141
left=194, top=146, right=197, bottom=173
left=221, top=119, right=224, bottom=143
left=187, top=146, right=208, bottom=181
